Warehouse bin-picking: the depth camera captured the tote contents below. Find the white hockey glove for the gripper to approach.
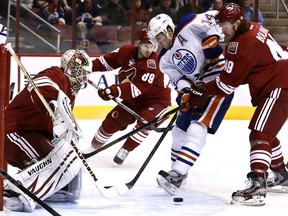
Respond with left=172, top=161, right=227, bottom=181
left=50, top=90, right=83, bottom=140
left=50, top=100, right=69, bottom=140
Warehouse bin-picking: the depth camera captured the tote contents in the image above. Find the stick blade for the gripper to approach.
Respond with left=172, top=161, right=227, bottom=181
left=97, top=182, right=129, bottom=199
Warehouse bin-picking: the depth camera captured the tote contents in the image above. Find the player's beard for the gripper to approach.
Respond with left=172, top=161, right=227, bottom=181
left=138, top=49, right=151, bottom=59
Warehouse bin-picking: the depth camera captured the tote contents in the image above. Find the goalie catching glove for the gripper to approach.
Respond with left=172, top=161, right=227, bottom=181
left=51, top=106, right=68, bottom=139
left=98, top=84, right=121, bottom=101
left=50, top=90, right=83, bottom=140
left=177, top=81, right=208, bottom=111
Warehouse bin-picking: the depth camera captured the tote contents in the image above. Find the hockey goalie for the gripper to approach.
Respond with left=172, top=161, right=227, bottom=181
left=3, top=49, right=92, bottom=212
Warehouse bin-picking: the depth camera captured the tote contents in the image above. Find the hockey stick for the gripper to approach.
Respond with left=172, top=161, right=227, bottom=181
left=106, top=62, right=209, bottom=192
left=83, top=104, right=182, bottom=159
left=98, top=62, right=210, bottom=195
left=87, top=79, right=170, bottom=133
left=82, top=62, right=210, bottom=159
left=103, top=112, right=177, bottom=195
left=0, top=168, right=61, bottom=216
left=5, top=43, right=121, bottom=199
left=5, top=43, right=55, bottom=119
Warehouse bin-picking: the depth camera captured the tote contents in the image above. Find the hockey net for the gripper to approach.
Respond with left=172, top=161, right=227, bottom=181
left=0, top=44, right=11, bottom=211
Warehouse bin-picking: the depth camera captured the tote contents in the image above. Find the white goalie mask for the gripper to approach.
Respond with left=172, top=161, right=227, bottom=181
left=61, top=49, right=92, bottom=94
left=147, top=13, right=175, bottom=45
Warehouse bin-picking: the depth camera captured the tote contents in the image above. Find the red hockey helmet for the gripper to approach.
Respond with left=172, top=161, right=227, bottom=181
left=216, top=3, right=244, bottom=23
left=138, top=28, right=152, bottom=44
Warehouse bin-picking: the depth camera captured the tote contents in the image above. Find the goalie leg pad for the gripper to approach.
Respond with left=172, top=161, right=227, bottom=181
left=5, top=139, right=82, bottom=205
left=45, top=169, right=83, bottom=202
left=171, top=126, right=186, bottom=163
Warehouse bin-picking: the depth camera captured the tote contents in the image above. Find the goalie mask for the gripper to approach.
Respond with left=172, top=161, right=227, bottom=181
left=61, top=49, right=92, bottom=94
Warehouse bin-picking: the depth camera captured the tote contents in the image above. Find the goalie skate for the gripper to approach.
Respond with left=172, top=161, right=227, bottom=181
left=267, top=170, right=288, bottom=193
left=3, top=190, right=36, bottom=212
left=3, top=190, right=24, bottom=212
left=230, top=172, right=266, bottom=206
left=156, top=170, right=187, bottom=195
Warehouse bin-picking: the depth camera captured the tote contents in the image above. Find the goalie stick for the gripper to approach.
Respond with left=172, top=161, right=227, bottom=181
left=103, top=113, right=177, bottom=196
left=83, top=104, right=182, bottom=159
left=0, top=168, right=61, bottom=216
left=87, top=79, right=171, bottom=133
left=5, top=43, right=121, bottom=199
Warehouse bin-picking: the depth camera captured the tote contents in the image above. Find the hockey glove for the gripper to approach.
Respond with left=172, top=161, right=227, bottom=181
left=189, top=80, right=208, bottom=108
left=50, top=100, right=69, bottom=140
left=201, top=35, right=223, bottom=63
left=98, top=85, right=120, bottom=101
left=176, top=87, right=191, bottom=112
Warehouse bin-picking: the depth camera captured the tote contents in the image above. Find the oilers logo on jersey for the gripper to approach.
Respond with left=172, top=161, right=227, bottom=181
left=172, top=49, right=197, bottom=74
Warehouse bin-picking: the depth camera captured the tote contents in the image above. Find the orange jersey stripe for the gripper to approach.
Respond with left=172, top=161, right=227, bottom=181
left=201, top=96, right=223, bottom=127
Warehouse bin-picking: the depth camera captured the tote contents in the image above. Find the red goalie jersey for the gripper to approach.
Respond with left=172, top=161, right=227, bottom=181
left=92, top=45, right=171, bottom=108
left=5, top=67, right=75, bottom=138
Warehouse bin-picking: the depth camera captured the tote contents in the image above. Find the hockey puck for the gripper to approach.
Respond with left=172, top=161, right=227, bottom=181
left=173, top=197, right=183, bottom=203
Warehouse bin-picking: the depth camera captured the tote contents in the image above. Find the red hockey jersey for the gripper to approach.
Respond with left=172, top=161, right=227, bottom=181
left=5, top=66, right=75, bottom=138
left=92, top=45, right=171, bottom=108
left=206, top=22, right=288, bottom=106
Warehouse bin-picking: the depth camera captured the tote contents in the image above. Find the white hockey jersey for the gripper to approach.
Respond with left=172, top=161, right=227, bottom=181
left=158, top=10, right=225, bottom=91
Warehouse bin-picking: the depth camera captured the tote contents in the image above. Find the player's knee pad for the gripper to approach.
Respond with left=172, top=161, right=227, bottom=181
left=171, top=126, right=186, bottom=152
left=185, top=121, right=207, bottom=151
left=6, top=139, right=82, bottom=201
left=130, top=125, right=149, bottom=144
left=249, top=131, right=272, bottom=171
left=249, top=130, right=273, bottom=148
left=171, top=122, right=207, bottom=174
left=103, top=108, right=135, bottom=133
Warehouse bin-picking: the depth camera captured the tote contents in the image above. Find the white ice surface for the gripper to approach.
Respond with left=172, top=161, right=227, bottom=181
left=1, top=119, right=288, bottom=216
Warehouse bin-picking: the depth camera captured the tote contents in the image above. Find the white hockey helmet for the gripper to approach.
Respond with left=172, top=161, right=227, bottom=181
left=61, top=49, right=92, bottom=92
left=147, top=13, right=175, bottom=45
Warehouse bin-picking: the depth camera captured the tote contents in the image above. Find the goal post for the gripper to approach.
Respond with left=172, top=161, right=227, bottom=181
left=0, top=44, right=11, bottom=211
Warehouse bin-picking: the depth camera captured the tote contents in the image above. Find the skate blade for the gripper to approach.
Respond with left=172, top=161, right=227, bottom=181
left=267, top=185, right=288, bottom=193
left=230, top=195, right=265, bottom=206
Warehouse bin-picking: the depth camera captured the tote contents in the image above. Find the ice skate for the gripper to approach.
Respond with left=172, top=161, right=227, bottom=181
left=267, top=169, right=288, bottom=193
left=113, top=147, right=129, bottom=165
left=230, top=172, right=266, bottom=206
left=3, top=190, right=36, bottom=212
left=156, top=170, right=187, bottom=195
left=3, top=190, right=24, bottom=212
left=82, top=137, right=103, bottom=154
